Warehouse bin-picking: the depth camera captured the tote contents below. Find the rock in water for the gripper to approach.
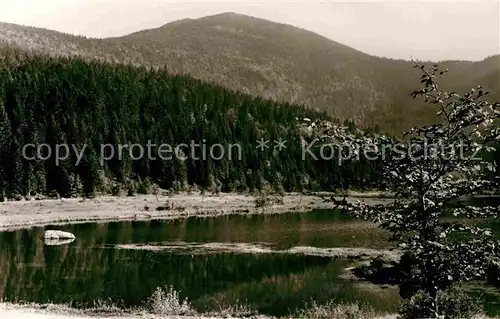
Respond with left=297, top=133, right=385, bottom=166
left=43, top=230, right=75, bottom=240
left=44, top=238, right=75, bottom=246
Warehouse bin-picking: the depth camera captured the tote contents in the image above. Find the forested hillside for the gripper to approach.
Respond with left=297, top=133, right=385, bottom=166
left=1, top=13, right=498, bottom=134
left=0, top=48, right=384, bottom=200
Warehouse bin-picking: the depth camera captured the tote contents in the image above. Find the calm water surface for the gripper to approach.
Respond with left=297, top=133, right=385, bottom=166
left=0, top=210, right=407, bottom=316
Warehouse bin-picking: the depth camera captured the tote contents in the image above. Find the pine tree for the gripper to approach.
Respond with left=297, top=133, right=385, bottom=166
left=0, top=101, right=10, bottom=201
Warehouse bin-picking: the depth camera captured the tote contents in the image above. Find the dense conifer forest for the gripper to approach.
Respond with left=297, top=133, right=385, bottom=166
left=0, top=48, right=385, bottom=200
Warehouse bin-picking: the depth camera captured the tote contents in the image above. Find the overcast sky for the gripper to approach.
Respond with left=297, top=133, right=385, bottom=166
left=0, top=0, right=498, bottom=61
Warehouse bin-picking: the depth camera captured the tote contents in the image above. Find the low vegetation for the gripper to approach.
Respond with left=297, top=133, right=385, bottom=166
left=295, top=301, right=382, bottom=319
left=145, top=286, right=196, bottom=316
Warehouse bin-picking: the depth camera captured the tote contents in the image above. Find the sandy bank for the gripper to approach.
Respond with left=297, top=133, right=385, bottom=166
left=0, top=303, right=238, bottom=319
left=111, top=242, right=401, bottom=261
left=0, top=193, right=392, bottom=232
left=0, top=302, right=401, bottom=319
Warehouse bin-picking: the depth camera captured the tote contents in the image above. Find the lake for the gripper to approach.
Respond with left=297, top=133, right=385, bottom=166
left=0, top=210, right=402, bottom=316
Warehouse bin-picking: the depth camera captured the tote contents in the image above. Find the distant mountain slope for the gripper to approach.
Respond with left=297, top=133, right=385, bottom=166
left=0, top=13, right=498, bottom=133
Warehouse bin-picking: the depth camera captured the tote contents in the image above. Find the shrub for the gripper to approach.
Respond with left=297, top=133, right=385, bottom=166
left=137, top=177, right=152, bottom=194
left=205, top=302, right=257, bottom=317
left=125, top=179, right=137, bottom=196
left=145, top=286, right=195, bottom=316
left=254, top=191, right=269, bottom=208
left=354, top=256, right=401, bottom=285
left=109, top=181, right=122, bottom=196
left=48, top=189, right=61, bottom=199
left=190, top=183, right=199, bottom=193
left=296, top=301, right=378, bottom=319
left=398, top=288, right=481, bottom=319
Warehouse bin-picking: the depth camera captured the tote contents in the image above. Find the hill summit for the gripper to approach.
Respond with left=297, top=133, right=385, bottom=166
left=0, top=13, right=498, bottom=133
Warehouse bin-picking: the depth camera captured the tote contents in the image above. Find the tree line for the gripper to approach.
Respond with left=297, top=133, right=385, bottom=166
left=0, top=48, right=385, bottom=200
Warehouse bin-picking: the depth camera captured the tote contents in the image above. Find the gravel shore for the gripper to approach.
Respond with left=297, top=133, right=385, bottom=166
left=0, top=192, right=392, bottom=232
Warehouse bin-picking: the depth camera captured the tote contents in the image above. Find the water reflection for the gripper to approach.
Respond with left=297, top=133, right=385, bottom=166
left=0, top=210, right=399, bottom=316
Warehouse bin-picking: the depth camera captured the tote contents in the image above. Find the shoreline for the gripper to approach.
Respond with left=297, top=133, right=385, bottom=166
left=0, top=302, right=399, bottom=319
left=0, top=192, right=397, bottom=319
left=0, top=303, right=242, bottom=319
left=0, top=192, right=393, bottom=232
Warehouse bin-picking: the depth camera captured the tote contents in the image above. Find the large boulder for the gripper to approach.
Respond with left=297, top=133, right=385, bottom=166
left=43, top=230, right=75, bottom=240
left=43, top=238, right=75, bottom=246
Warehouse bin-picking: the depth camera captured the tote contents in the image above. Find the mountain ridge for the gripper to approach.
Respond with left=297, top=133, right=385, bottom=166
left=3, top=12, right=495, bottom=63
left=0, top=13, right=498, bottom=133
